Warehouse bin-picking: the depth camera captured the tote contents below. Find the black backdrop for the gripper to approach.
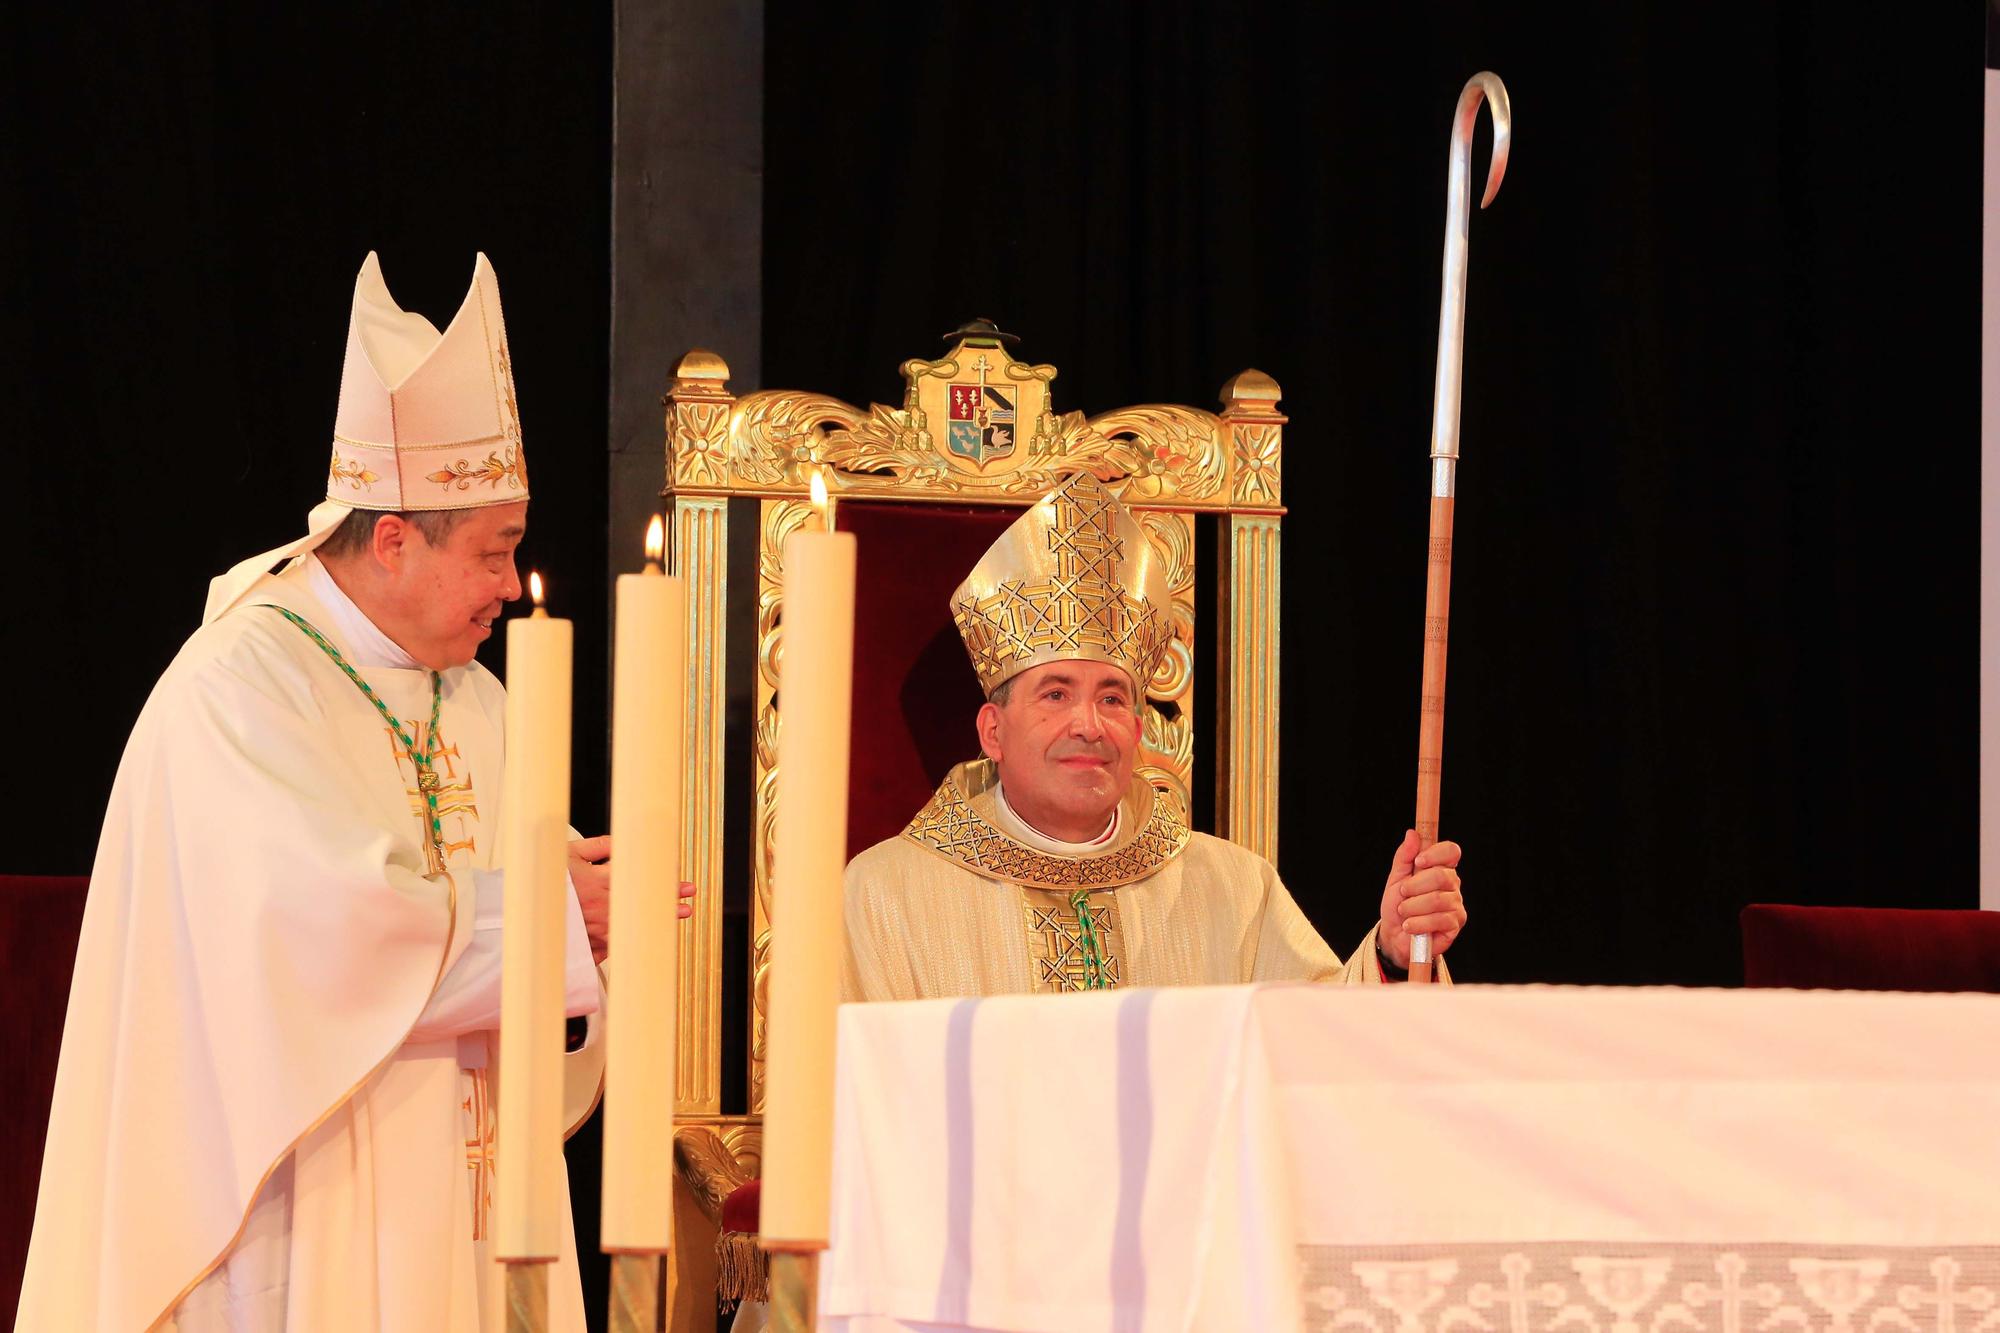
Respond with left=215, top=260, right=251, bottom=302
left=5, top=4, right=614, bottom=859
left=764, top=3, right=1984, bottom=986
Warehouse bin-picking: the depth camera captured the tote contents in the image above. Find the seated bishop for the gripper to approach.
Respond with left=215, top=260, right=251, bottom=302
left=842, top=471, right=1467, bottom=1002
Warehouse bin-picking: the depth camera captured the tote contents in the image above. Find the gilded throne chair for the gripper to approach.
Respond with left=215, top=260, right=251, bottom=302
left=655, top=322, right=1288, bottom=1329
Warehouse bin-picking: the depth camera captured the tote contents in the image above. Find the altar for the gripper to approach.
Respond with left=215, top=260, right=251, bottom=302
left=819, top=984, right=2000, bottom=1333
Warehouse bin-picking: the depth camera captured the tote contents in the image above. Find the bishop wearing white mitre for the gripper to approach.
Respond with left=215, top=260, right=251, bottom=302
left=843, top=471, right=1469, bottom=1000
left=20, top=254, right=610, bottom=1331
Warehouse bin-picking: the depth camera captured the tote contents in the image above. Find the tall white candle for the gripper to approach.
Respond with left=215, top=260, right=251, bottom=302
left=760, top=476, right=857, bottom=1250
left=603, top=517, right=686, bottom=1252
left=497, top=571, right=573, bottom=1262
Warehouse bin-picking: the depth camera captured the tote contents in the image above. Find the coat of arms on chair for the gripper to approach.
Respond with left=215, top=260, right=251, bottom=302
left=655, top=321, right=1287, bottom=1329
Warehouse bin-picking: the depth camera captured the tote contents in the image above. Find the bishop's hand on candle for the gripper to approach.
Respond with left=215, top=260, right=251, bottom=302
left=563, top=835, right=696, bottom=964
left=1378, top=829, right=1468, bottom=970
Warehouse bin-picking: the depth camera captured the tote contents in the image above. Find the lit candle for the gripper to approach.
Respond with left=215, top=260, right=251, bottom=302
left=760, top=472, right=857, bottom=1250
left=498, top=571, right=574, bottom=1263
left=602, top=516, right=686, bottom=1252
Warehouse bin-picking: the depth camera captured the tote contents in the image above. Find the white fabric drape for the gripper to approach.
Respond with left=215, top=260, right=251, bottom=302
left=821, top=984, right=2000, bottom=1333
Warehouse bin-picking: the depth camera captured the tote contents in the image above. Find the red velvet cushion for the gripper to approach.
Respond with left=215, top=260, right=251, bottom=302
left=720, top=1177, right=761, bottom=1234
left=0, top=875, right=88, bottom=1325
left=1740, top=904, right=2000, bottom=992
left=841, top=501, right=1020, bottom=859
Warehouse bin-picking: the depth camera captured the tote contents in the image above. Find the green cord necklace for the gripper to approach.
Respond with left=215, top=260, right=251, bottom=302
left=271, top=606, right=447, bottom=869
left=1068, top=887, right=1113, bottom=990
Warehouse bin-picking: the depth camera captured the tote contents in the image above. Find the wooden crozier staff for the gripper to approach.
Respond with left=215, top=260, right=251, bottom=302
left=1411, top=72, right=1510, bottom=984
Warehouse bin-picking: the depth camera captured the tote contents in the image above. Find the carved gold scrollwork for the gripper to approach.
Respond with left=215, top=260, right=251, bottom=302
left=1142, top=706, right=1194, bottom=778
left=735, top=392, right=963, bottom=491
left=1139, top=511, right=1197, bottom=593
left=1133, top=511, right=1196, bottom=801
left=674, top=1123, right=754, bottom=1220
left=1230, top=423, right=1283, bottom=507
left=672, top=1118, right=768, bottom=1224
left=752, top=714, right=780, bottom=915
left=1075, top=405, right=1229, bottom=502
left=758, top=501, right=815, bottom=688
left=749, top=924, right=772, bottom=1114
left=672, top=401, right=732, bottom=489
left=1135, top=763, right=1192, bottom=833
left=715, top=1120, right=763, bottom=1179
left=1150, top=621, right=1194, bottom=702
left=749, top=498, right=825, bottom=1114
left=734, top=392, right=855, bottom=485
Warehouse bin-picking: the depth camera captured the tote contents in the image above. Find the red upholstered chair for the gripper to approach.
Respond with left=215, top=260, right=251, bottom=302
left=655, top=326, right=1290, bottom=1328
left=1740, top=903, right=2000, bottom=992
left=0, top=875, right=89, bottom=1325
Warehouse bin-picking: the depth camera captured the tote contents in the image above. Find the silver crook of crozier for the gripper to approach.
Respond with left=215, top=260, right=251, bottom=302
left=1429, top=71, right=1511, bottom=500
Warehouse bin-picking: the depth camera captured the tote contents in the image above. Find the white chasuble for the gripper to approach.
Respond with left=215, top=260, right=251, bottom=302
left=842, top=760, right=1445, bottom=1003
left=18, top=559, right=603, bottom=1332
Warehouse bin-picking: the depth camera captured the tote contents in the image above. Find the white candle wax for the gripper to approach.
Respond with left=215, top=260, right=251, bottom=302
left=602, top=558, right=686, bottom=1251
left=497, top=599, right=573, bottom=1262
left=759, top=523, right=858, bottom=1249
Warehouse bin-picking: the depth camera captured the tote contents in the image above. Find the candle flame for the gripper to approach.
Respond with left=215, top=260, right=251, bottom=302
left=529, top=570, right=545, bottom=607
left=645, top=514, right=665, bottom=565
left=809, top=469, right=829, bottom=512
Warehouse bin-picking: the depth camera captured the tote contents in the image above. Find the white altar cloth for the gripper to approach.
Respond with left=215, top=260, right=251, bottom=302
left=821, top=984, right=2000, bottom=1333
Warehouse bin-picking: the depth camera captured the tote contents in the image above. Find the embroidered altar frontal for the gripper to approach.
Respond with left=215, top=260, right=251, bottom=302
left=819, top=985, right=2000, bottom=1333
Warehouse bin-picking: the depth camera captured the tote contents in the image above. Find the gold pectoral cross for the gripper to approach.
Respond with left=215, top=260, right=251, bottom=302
left=394, top=723, right=475, bottom=874
left=418, top=771, right=447, bottom=874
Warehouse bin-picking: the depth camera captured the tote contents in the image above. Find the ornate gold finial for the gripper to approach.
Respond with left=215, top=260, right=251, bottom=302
left=672, top=348, right=733, bottom=400
left=1218, top=368, right=1283, bottom=412
left=950, top=471, right=1174, bottom=696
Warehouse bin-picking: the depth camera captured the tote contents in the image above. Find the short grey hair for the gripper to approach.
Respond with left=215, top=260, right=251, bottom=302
left=318, top=508, right=470, bottom=561
left=987, top=676, right=1018, bottom=706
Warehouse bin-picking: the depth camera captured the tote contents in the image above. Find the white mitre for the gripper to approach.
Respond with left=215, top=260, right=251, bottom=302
left=202, top=251, right=530, bottom=624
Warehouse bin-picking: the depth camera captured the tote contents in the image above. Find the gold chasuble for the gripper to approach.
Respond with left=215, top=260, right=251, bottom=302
left=842, top=759, right=1423, bottom=1002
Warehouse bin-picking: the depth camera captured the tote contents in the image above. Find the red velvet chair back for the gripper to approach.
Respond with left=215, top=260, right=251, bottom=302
left=842, top=501, right=1018, bottom=857
left=1, top=875, right=88, bottom=1324
left=1740, top=903, right=2000, bottom=992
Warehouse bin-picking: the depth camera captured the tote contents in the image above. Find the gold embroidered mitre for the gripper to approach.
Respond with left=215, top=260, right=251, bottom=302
left=951, top=471, right=1173, bottom=695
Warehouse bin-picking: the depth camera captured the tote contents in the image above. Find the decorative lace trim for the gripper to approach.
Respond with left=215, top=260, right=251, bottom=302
left=1296, top=1243, right=2000, bottom=1333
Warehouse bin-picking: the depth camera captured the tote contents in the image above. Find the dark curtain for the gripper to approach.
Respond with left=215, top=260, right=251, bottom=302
left=4, top=4, right=613, bottom=855
left=763, top=4, right=1982, bottom=986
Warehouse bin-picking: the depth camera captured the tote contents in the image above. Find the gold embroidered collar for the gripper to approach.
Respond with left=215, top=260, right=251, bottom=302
left=901, top=759, right=1191, bottom=891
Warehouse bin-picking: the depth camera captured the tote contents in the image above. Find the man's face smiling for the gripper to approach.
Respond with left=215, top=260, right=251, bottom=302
left=390, top=501, right=527, bottom=668
left=977, top=660, right=1142, bottom=843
